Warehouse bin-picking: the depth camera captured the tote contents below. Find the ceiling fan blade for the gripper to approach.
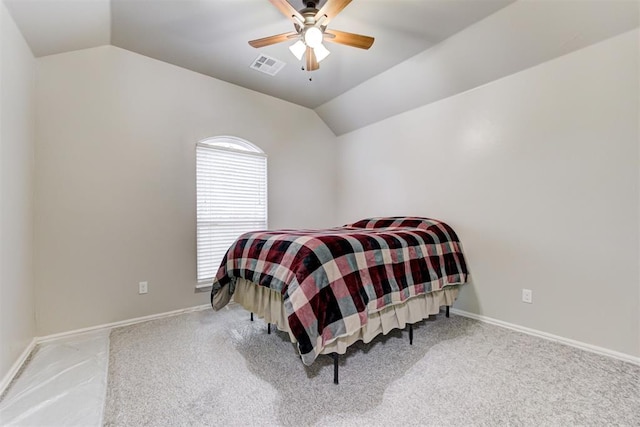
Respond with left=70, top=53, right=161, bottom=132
left=269, top=0, right=304, bottom=24
left=314, top=0, right=352, bottom=26
left=249, top=31, right=298, bottom=48
left=306, top=46, right=319, bottom=71
left=324, top=29, right=374, bottom=49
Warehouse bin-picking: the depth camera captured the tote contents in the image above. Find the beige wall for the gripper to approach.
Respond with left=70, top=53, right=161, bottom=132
left=0, top=2, right=36, bottom=382
left=35, top=46, right=338, bottom=336
left=336, top=30, right=640, bottom=358
left=4, top=5, right=637, bottom=380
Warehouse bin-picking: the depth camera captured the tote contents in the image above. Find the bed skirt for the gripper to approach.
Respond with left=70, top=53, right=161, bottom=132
left=231, top=278, right=459, bottom=356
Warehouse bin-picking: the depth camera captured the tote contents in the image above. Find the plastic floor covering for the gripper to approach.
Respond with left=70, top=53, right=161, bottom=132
left=0, top=330, right=109, bottom=426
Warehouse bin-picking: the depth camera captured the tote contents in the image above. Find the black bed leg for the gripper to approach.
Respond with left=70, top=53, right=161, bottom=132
left=267, top=323, right=271, bottom=334
left=409, top=324, right=413, bottom=345
left=250, top=312, right=254, bottom=322
left=446, top=306, right=450, bottom=318
left=333, top=353, right=339, bottom=385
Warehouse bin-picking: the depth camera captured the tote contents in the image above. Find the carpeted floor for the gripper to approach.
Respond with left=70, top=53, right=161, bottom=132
left=103, top=304, right=640, bottom=426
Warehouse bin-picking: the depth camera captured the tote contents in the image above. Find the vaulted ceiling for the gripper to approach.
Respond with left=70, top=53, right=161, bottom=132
left=4, top=0, right=639, bottom=135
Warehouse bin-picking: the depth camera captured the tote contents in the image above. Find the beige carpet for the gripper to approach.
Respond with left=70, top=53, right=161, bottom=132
left=104, top=304, right=640, bottom=426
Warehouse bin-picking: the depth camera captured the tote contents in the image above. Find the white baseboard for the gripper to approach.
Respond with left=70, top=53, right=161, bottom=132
left=451, top=308, right=640, bottom=366
left=36, top=304, right=211, bottom=344
left=4, top=304, right=637, bottom=396
left=0, top=337, right=37, bottom=397
left=0, top=304, right=212, bottom=396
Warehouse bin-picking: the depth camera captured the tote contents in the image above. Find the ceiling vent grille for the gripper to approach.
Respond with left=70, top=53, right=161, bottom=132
left=249, top=54, right=285, bottom=76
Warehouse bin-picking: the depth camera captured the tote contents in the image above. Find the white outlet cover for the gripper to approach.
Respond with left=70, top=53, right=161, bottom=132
left=139, top=281, right=148, bottom=294
left=522, top=289, right=532, bottom=303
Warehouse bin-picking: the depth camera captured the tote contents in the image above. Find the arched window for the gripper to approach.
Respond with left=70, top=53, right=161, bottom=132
left=196, top=136, right=267, bottom=284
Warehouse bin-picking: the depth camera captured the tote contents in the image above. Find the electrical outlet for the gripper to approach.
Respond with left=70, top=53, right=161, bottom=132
left=522, top=288, right=532, bottom=304
left=139, top=281, right=148, bottom=294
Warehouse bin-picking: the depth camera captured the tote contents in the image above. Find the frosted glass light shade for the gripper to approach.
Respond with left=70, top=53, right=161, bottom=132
left=289, top=40, right=305, bottom=60
left=304, top=26, right=323, bottom=48
left=314, top=43, right=330, bottom=62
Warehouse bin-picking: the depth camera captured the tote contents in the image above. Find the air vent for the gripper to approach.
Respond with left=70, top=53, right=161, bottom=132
left=249, top=54, right=285, bottom=76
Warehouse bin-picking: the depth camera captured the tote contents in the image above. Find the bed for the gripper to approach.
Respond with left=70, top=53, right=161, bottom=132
left=210, top=216, right=469, bottom=381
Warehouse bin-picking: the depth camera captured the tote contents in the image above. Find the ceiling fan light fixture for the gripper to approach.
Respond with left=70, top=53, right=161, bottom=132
left=248, top=0, right=376, bottom=72
left=289, top=40, right=306, bottom=60
left=314, top=43, right=331, bottom=62
left=303, top=26, right=323, bottom=48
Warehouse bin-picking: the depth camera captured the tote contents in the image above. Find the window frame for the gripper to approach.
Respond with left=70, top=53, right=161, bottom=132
left=195, top=136, right=268, bottom=288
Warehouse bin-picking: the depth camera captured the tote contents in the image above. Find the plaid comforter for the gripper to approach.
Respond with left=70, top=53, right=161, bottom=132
left=210, top=217, right=468, bottom=365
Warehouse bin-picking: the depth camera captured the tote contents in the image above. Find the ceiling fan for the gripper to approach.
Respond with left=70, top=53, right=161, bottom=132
left=249, top=0, right=374, bottom=71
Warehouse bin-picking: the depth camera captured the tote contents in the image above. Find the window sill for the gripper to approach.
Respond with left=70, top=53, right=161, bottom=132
left=196, top=282, right=212, bottom=292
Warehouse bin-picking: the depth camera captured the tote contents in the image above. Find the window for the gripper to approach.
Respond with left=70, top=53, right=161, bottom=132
left=196, top=136, right=267, bottom=285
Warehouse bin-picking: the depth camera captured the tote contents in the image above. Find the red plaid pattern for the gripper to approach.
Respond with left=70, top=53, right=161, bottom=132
left=211, top=217, right=468, bottom=365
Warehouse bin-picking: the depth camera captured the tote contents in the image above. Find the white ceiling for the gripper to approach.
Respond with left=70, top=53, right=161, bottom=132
left=4, top=0, right=638, bottom=135
left=318, top=0, right=640, bottom=134
left=4, top=0, right=514, bottom=108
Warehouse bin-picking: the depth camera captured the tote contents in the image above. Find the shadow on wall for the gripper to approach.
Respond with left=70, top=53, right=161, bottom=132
left=456, top=275, right=481, bottom=315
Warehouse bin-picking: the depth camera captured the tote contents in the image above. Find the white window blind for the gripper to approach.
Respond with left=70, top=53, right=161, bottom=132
left=196, top=138, right=267, bottom=284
